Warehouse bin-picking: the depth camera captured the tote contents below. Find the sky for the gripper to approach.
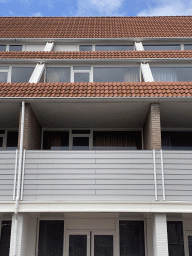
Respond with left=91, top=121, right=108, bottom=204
left=0, top=0, right=192, bottom=17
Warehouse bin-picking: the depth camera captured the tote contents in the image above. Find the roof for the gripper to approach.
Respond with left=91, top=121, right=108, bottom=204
left=1, top=16, right=192, bottom=39
left=1, top=50, right=192, bottom=60
left=0, top=81, right=192, bottom=97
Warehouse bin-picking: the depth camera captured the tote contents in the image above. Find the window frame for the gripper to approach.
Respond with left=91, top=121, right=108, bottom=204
left=0, top=129, right=18, bottom=150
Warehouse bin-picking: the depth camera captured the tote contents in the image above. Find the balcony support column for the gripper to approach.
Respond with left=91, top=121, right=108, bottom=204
left=9, top=213, right=28, bottom=256
left=152, top=213, right=169, bottom=256
left=143, top=103, right=161, bottom=150
left=18, top=103, right=41, bottom=150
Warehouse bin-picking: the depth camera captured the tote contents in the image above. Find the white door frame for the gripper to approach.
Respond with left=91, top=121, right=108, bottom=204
left=184, top=231, right=192, bottom=256
left=91, top=230, right=116, bottom=256
left=65, top=230, right=91, bottom=256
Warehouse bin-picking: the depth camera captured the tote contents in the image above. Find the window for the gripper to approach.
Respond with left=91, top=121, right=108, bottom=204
left=151, top=67, right=192, bottom=82
left=93, top=67, right=139, bottom=82
left=0, top=45, right=6, bottom=51
left=167, top=221, right=184, bottom=256
left=46, top=67, right=70, bottom=83
left=162, top=131, right=192, bottom=150
left=11, top=67, right=34, bottom=83
left=184, top=44, right=192, bottom=50
left=119, top=221, right=145, bottom=256
left=6, top=131, right=18, bottom=150
left=143, top=44, right=181, bottom=51
left=0, top=66, right=9, bottom=83
left=9, top=45, right=22, bottom=51
left=73, top=66, right=91, bottom=83
left=93, top=131, right=142, bottom=150
left=43, top=131, right=69, bottom=150
left=38, top=220, right=64, bottom=256
left=79, top=45, right=92, bottom=51
left=95, top=45, right=133, bottom=51
left=0, top=221, right=12, bottom=256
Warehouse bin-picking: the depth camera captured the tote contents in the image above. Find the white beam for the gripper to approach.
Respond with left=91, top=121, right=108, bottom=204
left=141, top=63, right=154, bottom=82
left=28, top=63, right=45, bottom=83
left=135, top=42, right=144, bottom=51
left=43, top=42, right=54, bottom=51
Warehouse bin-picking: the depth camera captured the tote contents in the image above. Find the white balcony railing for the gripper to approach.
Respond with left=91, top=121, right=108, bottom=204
left=1, top=150, right=192, bottom=202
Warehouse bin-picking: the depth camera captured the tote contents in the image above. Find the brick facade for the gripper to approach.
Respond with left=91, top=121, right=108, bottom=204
left=18, top=103, right=41, bottom=150
left=143, top=103, right=161, bottom=150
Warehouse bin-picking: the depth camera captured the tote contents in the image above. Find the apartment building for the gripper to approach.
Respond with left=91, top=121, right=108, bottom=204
left=0, top=16, right=192, bottom=256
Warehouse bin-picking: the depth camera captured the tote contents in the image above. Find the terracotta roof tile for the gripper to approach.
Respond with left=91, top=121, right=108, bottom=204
left=0, top=81, right=192, bottom=98
left=1, top=17, right=192, bottom=38
left=0, top=50, right=192, bottom=60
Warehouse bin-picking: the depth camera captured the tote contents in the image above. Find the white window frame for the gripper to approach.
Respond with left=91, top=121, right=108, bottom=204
left=71, top=66, right=93, bottom=83
left=184, top=230, right=191, bottom=256
left=41, top=128, right=143, bottom=150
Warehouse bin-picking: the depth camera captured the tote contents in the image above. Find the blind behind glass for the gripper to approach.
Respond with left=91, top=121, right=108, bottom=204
left=38, top=220, right=64, bottom=256
left=0, top=221, right=12, bottom=256
left=120, top=221, right=145, bottom=256
left=167, top=221, right=184, bottom=256
left=46, top=67, right=70, bottom=83
left=151, top=67, right=192, bottom=82
left=43, top=131, right=69, bottom=150
left=0, top=72, right=8, bottom=83
left=11, top=67, right=34, bottom=83
left=93, top=67, right=139, bottom=83
left=95, top=45, right=133, bottom=51
left=143, top=44, right=180, bottom=51
left=0, top=45, right=6, bottom=51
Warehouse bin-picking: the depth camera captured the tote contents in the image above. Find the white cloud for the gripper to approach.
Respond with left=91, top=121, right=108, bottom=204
left=32, top=11, right=43, bottom=16
left=137, top=0, right=192, bottom=16
left=76, top=0, right=125, bottom=16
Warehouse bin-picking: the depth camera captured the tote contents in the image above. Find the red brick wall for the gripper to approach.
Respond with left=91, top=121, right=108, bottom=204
left=143, top=103, right=161, bottom=150
left=18, top=103, right=41, bottom=150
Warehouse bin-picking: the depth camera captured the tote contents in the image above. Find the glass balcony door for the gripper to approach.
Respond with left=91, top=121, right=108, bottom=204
left=66, top=231, right=114, bottom=256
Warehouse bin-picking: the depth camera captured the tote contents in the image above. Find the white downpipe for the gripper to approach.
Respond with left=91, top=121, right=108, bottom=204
left=153, top=149, right=158, bottom=201
left=13, top=100, right=25, bottom=256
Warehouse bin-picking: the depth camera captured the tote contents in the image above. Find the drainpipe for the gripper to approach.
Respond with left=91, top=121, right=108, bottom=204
left=13, top=101, right=25, bottom=256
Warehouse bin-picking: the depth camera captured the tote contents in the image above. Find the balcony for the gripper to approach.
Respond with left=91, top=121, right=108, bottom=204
left=1, top=150, right=192, bottom=202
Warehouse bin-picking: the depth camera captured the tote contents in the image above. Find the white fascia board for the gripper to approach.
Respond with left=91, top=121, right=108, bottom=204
left=28, top=63, right=45, bottom=83
left=16, top=201, right=192, bottom=213
left=135, top=42, right=144, bottom=51
left=141, top=63, right=154, bottom=82
left=44, top=42, right=54, bottom=51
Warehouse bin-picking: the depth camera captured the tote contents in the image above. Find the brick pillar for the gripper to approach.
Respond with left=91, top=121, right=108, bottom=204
left=9, top=213, right=28, bottom=256
left=143, top=103, right=161, bottom=150
left=152, top=213, right=169, bottom=256
left=18, top=103, right=41, bottom=150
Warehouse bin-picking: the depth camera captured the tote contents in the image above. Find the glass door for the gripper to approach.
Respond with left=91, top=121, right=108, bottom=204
left=65, top=231, right=90, bottom=256
left=91, top=231, right=115, bottom=256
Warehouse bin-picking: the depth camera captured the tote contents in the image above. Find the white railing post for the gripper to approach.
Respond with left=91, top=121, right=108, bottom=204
left=161, top=150, right=165, bottom=200
left=153, top=149, right=158, bottom=200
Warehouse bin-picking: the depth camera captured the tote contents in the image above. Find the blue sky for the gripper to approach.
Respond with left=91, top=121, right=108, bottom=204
left=0, top=0, right=192, bottom=17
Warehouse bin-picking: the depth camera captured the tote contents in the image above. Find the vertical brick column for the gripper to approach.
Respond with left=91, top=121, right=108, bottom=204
left=18, top=103, right=41, bottom=150
left=143, top=103, right=161, bottom=150
left=152, top=213, right=169, bottom=256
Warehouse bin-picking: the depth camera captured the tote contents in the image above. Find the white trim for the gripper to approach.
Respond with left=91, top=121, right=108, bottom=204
left=135, top=42, right=144, bottom=51
left=184, top=230, right=192, bottom=256
left=13, top=150, right=18, bottom=201
left=153, top=150, right=158, bottom=201
left=20, top=149, right=26, bottom=200
left=161, top=150, right=165, bottom=201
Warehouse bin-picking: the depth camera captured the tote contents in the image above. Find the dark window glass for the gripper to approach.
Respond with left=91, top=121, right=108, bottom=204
left=184, top=44, right=192, bottom=50
left=0, top=221, right=12, bottom=256
left=79, top=45, right=92, bottom=51
left=93, top=131, right=142, bottom=150
left=0, top=130, right=5, bottom=134
left=38, top=220, right=64, bottom=256
left=69, top=235, right=87, bottom=256
left=143, top=44, right=180, bottom=51
left=167, top=221, right=184, bottom=256
left=119, top=221, right=145, bottom=256
left=0, top=72, right=8, bottom=83
left=93, top=67, right=139, bottom=82
left=46, top=67, right=70, bottom=83
left=43, top=131, right=69, bottom=150
left=94, top=235, right=113, bottom=256
left=95, top=45, right=133, bottom=51
left=73, top=137, right=89, bottom=150
left=11, top=67, right=34, bottom=83
left=9, top=45, right=22, bottom=51
left=6, top=131, right=18, bottom=150
left=73, top=66, right=91, bottom=70
left=74, top=73, right=89, bottom=82
left=0, top=137, right=3, bottom=150
left=151, top=67, right=192, bottom=82
left=0, top=45, right=6, bottom=51
left=162, top=131, right=192, bottom=150
left=72, top=130, right=90, bottom=134
left=188, top=236, right=192, bottom=256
